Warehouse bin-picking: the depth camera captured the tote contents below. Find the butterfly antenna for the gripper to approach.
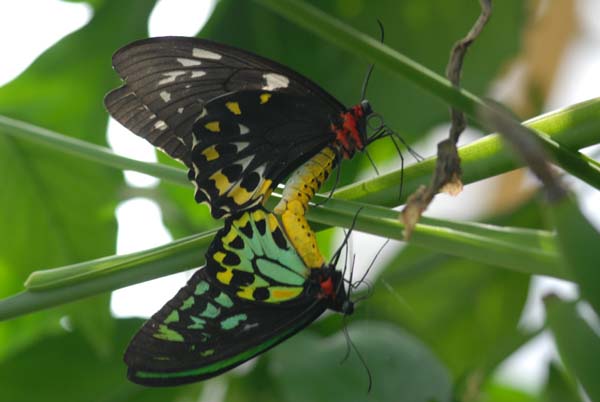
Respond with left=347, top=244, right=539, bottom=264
left=339, top=229, right=351, bottom=279
left=352, top=279, right=375, bottom=304
left=338, top=230, right=357, bottom=298
left=354, top=239, right=390, bottom=290
left=360, top=64, right=375, bottom=101
left=330, top=207, right=363, bottom=267
left=360, top=19, right=385, bottom=101
left=338, top=316, right=373, bottom=392
left=340, top=316, right=352, bottom=363
left=352, top=329, right=373, bottom=393
left=342, top=252, right=358, bottom=300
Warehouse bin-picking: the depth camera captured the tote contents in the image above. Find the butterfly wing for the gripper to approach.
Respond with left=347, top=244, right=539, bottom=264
left=125, top=207, right=325, bottom=386
left=189, top=90, right=336, bottom=217
left=124, top=268, right=326, bottom=386
left=105, top=36, right=344, bottom=217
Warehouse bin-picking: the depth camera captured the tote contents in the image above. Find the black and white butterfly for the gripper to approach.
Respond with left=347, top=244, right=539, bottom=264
left=105, top=36, right=393, bottom=219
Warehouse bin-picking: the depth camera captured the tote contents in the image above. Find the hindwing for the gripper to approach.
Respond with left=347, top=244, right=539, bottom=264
left=125, top=207, right=329, bottom=386
left=205, top=207, right=313, bottom=303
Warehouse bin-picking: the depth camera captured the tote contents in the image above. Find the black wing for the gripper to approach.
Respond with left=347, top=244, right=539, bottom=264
left=104, top=37, right=345, bottom=217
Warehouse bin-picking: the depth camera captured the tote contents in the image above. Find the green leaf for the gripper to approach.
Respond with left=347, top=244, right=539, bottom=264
left=0, top=318, right=203, bottom=402
left=548, top=196, right=600, bottom=314
left=479, top=382, right=539, bottom=402
left=545, top=296, right=600, bottom=401
left=542, top=363, right=582, bottom=402
left=270, top=321, right=452, bottom=402
left=366, top=247, right=530, bottom=379
left=0, top=0, right=158, bottom=357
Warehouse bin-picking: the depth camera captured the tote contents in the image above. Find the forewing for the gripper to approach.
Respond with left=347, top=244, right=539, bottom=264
left=125, top=268, right=325, bottom=386
left=189, top=90, right=334, bottom=218
left=104, top=36, right=344, bottom=166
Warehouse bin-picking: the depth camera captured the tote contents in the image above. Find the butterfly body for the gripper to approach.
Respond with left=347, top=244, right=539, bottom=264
left=124, top=207, right=352, bottom=386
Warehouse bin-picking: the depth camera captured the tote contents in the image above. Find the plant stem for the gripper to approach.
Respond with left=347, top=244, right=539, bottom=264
left=0, top=115, right=188, bottom=186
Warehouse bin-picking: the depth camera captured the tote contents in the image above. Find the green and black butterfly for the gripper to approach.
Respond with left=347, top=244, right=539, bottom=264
left=125, top=207, right=353, bottom=386
left=104, top=36, right=401, bottom=219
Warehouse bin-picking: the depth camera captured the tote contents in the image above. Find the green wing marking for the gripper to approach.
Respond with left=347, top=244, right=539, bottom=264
left=206, top=208, right=312, bottom=302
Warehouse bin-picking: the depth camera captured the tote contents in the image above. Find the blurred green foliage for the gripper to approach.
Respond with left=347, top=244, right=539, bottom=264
left=0, top=1, right=598, bottom=402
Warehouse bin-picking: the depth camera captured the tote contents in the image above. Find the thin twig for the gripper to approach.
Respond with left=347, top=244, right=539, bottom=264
left=401, top=0, right=492, bottom=238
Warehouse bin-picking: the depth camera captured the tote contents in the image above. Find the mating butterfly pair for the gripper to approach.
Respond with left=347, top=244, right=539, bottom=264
left=106, top=37, right=379, bottom=385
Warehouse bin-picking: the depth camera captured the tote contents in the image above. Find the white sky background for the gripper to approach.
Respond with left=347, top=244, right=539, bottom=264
left=0, top=0, right=598, bottom=395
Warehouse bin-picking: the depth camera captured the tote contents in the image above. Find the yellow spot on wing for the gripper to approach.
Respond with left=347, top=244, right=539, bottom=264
left=217, top=269, right=233, bottom=285
left=213, top=251, right=226, bottom=263
left=234, top=211, right=250, bottom=228
left=225, top=101, right=241, bottom=115
left=237, top=286, right=255, bottom=300
left=202, top=145, right=219, bottom=161
left=222, top=228, right=239, bottom=246
left=260, top=93, right=272, bottom=104
left=210, top=171, right=231, bottom=195
left=205, top=121, right=221, bottom=132
left=267, top=213, right=278, bottom=232
left=230, top=186, right=253, bottom=204
left=270, top=287, right=303, bottom=301
left=251, top=208, right=266, bottom=223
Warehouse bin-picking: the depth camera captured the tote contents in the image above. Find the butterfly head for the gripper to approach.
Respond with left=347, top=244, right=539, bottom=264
left=312, top=267, right=354, bottom=315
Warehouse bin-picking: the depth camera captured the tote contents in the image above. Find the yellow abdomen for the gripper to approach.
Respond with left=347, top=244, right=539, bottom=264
left=275, top=147, right=338, bottom=269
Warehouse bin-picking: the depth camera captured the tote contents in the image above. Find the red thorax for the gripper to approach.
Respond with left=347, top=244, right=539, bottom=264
left=319, top=276, right=335, bottom=298
left=330, top=104, right=367, bottom=159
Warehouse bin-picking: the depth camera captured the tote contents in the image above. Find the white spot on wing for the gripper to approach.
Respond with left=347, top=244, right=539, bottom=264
left=191, top=161, right=200, bottom=176
left=233, top=142, right=249, bottom=152
left=242, top=323, right=259, bottom=331
left=254, top=165, right=266, bottom=177
left=158, top=71, right=185, bottom=85
left=263, top=73, right=289, bottom=90
left=192, top=48, right=222, bottom=60
left=190, top=70, right=206, bottom=78
left=177, top=57, right=202, bottom=67
left=238, top=123, right=249, bottom=135
left=160, top=90, right=171, bottom=103
left=177, top=107, right=184, bottom=114
left=154, top=120, right=168, bottom=131
left=238, top=155, right=254, bottom=170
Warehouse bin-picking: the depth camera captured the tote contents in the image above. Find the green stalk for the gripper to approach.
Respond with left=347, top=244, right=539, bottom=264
left=0, top=196, right=566, bottom=319
left=303, top=198, right=565, bottom=279
left=255, top=0, right=483, bottom=116
left=0, top=231, right=215, bottom=320
left=0, top=115, right=188, bottom=186
left=336, top=97, right=600, bottom=204
left=3, top=97, right=600, bottom=205
left=545, top=297, right=600, bottom=401
left=255, top=0, right=600, bottom=191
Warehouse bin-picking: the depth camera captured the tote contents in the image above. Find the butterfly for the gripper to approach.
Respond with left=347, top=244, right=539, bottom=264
left=124, top=207, right=354, bottom=386
left=104, top=36, right=392, bottom=220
